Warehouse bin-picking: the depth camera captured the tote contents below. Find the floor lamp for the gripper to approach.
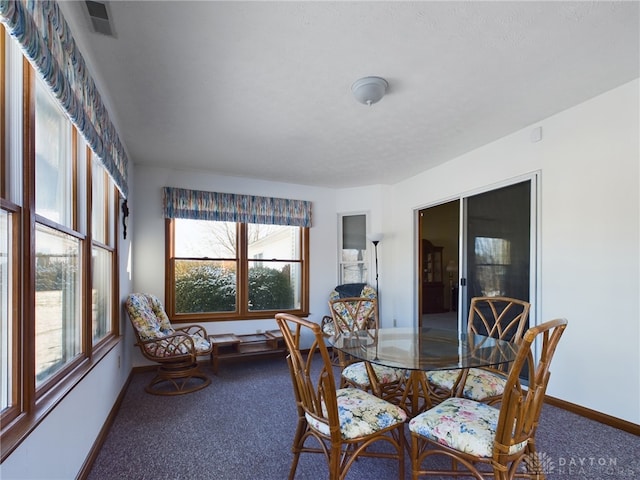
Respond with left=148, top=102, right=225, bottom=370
left=368, top=233, right=383, bottom=307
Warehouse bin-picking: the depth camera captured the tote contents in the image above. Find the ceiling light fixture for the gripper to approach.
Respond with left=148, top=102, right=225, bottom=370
left=351, top=76, right=388, bottom=106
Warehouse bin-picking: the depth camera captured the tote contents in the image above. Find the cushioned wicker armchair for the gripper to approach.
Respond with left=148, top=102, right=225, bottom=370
left=276, top=313, right=407, bottom=480
left=409, top=318, right=568, bottom=480
left=427, top=296, right=531, bottom=405
left=328, top=296, right=406, bottom=405
left=320, top=283, right=377, bottom=336
left=125, top=293, right=212, bottom=395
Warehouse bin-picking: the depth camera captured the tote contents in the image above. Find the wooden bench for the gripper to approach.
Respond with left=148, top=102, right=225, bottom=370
left=209, top=329, right=288, bottom=374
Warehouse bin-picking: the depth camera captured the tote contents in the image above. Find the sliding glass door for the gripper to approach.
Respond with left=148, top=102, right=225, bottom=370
left=461, top=180, right=532, bottom=327
left=419, top=177, right=536, bottom=331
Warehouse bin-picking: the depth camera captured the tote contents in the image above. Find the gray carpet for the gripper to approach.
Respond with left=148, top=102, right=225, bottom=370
left=87, top=357, right=639, bottom=480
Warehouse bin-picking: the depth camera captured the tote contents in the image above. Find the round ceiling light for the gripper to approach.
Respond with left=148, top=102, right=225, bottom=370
left=351, top=76, right=388, bottom=106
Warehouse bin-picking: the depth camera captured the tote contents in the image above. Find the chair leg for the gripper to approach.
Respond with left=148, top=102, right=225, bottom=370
left=288, top=417, right=307, bottom=480
left=328, top=444, right=342, bottom=480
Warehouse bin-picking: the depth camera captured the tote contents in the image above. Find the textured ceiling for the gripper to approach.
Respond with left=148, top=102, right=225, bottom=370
left=58, top=1, right=639, bottom=188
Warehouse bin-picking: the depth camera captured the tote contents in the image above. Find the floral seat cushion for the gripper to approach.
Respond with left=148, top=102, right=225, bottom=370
left=427, top=367, right=507, bottom=401
left=306, top=387, right=407, bottom=440
left=408, top=397, right=526, bottom=457
left=342, top=362, right=406, bottom=388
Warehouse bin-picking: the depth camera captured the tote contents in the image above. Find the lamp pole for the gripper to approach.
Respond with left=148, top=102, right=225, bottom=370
left=368, top=233, right=383, bottom=321
left=372, top=240, right=380, bottom=300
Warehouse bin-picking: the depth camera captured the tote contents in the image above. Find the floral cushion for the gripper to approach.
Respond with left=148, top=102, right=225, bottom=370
left=328, top=285, right=377, bottom=332
left=306, top=387, right=407, bottom=440
left=126, top=294, right=174, bottom=340
left=427, top=368, right=507, bottom=401
left=342, top=362, right=406, bottom=387
left=408, top=397, right=526, bottom=457
left=126, top=293, right=211, bottom=356
left=322, top=321, right=336, bottom=337
left=186, top=334, right=211, bottom=352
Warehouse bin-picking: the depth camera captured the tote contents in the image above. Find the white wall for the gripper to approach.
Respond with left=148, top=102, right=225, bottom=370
left=383, top=79, right=639, bottom=424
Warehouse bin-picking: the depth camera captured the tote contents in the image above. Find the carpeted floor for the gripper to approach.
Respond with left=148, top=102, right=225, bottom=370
left=87, top=357, right=639, bottom=480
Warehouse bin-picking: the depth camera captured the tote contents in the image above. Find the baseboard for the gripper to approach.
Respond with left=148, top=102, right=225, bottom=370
left=545, top=395, right=640, bottom=436
left=76, top=371, right=135, bottom=480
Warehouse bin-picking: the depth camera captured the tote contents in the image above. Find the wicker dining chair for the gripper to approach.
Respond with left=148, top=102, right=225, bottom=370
left=320, top=284, right=376, bottom=368
left=426, top=296, right=531, bottom=405
left=275, top=313, right=407, bottom=480
left=125, top=293, right=212, bottom=395
left=328, top=296, right=407, bottom=404
left=409, top=318, right=568, bottom=480
left=320, top=283, right=377, bottom=336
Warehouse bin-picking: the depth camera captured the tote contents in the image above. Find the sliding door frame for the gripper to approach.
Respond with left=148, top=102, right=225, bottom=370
left=416, top=171, right=541, bottom=331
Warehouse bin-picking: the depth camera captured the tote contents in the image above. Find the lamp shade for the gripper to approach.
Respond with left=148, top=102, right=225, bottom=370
left=368, top=233, right=383, bottom=243
left=351, top=76, right=388, bottom=106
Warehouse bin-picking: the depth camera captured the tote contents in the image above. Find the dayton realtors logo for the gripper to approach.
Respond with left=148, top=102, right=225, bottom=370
left=523, top=451, right=555, bottom=476
left=523, top=452, right=635, bottom=477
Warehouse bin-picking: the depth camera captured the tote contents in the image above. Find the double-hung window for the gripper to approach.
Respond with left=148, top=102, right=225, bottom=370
left=164, top=188, right=310, bottom=321
left=34, top=75, right=82, bottom=387
left=91, top=159, right=116, bottom=345
left=1, top=22, right=121, bottom=459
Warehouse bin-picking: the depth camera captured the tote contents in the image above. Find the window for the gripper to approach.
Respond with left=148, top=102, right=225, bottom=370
left=91, top=159, right=115, bottom=345
left=34, top=76, right=82, bottom=389
left=1, top=26, right=120, bottom=460
left=168, top=219, right=309, bottom=320
left=0, top=209, right=13, bottom=413
left=0, top=26, right=22, bottom=433
left=35, top=224, right=82, bottom=386
left=474, top=237, right=511, bottom=297
left=339, top=214, right=370, bottom=284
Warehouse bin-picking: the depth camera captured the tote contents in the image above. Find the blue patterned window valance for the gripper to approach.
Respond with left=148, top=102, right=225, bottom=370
left=0, top=0, right=128, bottom=197
left=163, top=187, right=312, bottom=228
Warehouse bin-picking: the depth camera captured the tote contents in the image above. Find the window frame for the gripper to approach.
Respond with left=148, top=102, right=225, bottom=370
left=32, top=72, right=83, bottom=395
left=165, top=218, right=310, bottom=321
left=90, top=158, right=117, bottom=347
left=0, top=200, right=21, bottom=429
left=338, top=212, right=371, bottom=285
left=0, top=28, right=121, bottom=461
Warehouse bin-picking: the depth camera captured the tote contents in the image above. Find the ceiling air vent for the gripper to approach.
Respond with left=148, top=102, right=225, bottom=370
left=85, top=1, right=114, bottom=37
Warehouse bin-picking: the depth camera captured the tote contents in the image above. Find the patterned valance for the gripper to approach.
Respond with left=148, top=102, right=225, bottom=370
left=163, top=187, right=312, bottom=228
left=0, top=0, right=129, bottom=197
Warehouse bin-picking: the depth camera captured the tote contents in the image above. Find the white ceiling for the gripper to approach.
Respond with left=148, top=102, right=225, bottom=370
left=58, top=1, right=640, bottom=188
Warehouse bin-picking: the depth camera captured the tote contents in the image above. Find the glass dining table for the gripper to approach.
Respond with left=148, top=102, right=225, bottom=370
left=328, top=326, right=519, bottom=417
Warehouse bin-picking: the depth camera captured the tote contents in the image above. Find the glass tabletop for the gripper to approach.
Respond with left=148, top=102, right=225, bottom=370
left=328, top=326, right=518, bottom=371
